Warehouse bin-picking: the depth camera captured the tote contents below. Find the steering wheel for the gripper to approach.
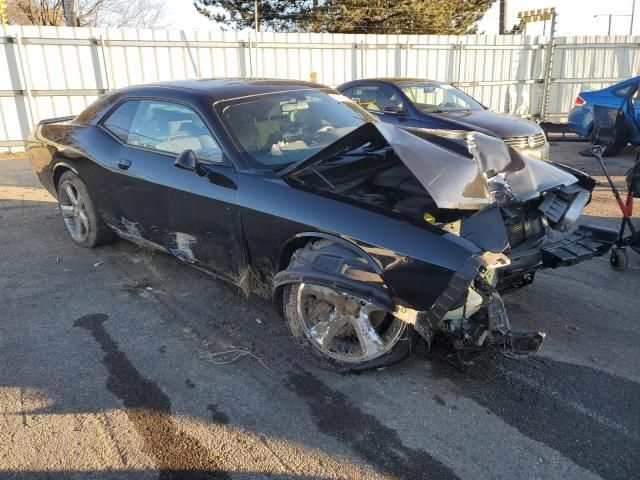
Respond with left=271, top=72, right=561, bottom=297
left=311, top=125, right=335, bottom=144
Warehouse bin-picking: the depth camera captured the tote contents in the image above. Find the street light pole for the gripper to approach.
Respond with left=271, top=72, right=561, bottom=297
left=254, top=0, right=259, bottom=32
left=631, top=0, right=636, bottom=35
left=594, top=13, right=631, bottom=35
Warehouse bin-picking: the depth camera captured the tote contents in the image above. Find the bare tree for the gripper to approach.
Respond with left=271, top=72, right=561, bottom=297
left=6, top=0, right=165, bottom=27
left=79, top=0, right=166, bottom=28
left=7, top=0, right=64, bottom=25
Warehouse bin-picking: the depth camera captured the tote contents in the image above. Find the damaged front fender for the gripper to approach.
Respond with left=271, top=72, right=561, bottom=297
left=274, top=239, right=543, bottom=358
left=274, top=240, right=395, bottom=313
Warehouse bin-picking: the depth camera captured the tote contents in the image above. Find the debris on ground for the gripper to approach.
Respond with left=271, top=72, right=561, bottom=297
left=93, top=261, right=104, bottom=267
left=208, top=345, right=271, bottom=372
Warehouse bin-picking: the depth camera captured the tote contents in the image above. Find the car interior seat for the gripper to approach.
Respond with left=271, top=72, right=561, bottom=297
left=375, top=87, right=403, bottom=112
left=360, top=89, right=381, bottom=112
left=225, top=108, right=259, bottom=152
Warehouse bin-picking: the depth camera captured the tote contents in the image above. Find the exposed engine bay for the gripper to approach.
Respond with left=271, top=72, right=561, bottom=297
left=283, top=122, right=616, bottom=358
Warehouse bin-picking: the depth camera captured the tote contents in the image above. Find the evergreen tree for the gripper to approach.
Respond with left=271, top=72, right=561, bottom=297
left=193, top=0, right=495, bottom=34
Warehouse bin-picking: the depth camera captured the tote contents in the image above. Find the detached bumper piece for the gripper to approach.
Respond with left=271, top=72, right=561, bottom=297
left=414, top=258, right=546, bottom=359
left=503, top=332, right=547, bottom=358
left=541, top=225, right=617, bottom=268
left=485, top=285, right=545, bottom=358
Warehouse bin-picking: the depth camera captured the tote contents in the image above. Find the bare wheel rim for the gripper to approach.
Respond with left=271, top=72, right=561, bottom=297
left=295, top=283, right=406, bottom=363
left=59, top=180, right=90, bottom=242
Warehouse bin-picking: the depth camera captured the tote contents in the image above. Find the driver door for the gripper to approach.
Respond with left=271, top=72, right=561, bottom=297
left=101, top=99, right=244, bottom=279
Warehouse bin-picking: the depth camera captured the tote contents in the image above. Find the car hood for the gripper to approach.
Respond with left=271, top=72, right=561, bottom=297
left=421, top=109, right=542, bottom=138
left=377, top=123, right=576, bottom=209
left=282, top=122, right=577, bottom=210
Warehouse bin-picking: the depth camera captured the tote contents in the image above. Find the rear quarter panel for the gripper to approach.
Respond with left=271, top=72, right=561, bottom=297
left=567, top=105, right=593, bottom=137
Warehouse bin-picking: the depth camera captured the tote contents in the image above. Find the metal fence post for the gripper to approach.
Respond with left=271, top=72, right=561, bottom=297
left=360, top=39, right=365, bottom=79
left=456, top=42, right=463, bottom=87
left=451, top=42, right=463, bottom=87
left=404, top=38, right=410, bottom=76
left=247, top=37, right=253, bottom=77
left=98, top=34, right=111, bottom=91
left=539, top=11, right=557, bottom=122
left=254, top=30, right=259, bottom=79
left=14, top=31, right=35, bottom=132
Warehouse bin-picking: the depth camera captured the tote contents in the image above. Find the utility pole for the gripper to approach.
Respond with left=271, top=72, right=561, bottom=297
left=254, top=0, right=259, bottom=32
left=63, top=0, right=78, bottom=27
left=631, top=0, right=636, bottom=35
left=594, top=13, right=632, bottom=35
left=499, top=0, right=508, bottom=34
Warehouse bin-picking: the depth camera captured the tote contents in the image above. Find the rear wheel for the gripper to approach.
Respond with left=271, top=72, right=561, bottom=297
left=282, top=276, right=418, bottom=372
left=57, top=171, right=115, bottom=248
left=590, top=127, right=628, bottom=156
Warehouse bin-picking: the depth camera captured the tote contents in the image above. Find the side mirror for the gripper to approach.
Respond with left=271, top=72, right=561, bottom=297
left=175, top=149, right=197, bottom=171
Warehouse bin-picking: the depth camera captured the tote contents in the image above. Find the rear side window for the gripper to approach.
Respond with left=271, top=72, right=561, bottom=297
left=341, top=85, right=404, bottom=113
left=614, top=84, right=637, bottom=97
left=103, top=99, right=225, bottom=164
left=103, top=100, right=139, bottom=142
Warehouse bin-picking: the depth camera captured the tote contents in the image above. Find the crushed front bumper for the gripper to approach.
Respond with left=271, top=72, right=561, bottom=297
left=541, top=224, right=618, bottom=268
left=403, top=225, right=617, bottom=358
left=497, top=224, right=617, bottom=291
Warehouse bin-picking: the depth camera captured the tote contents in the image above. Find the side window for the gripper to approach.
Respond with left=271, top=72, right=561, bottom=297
left=614, top=84, right=635, bottom=97
left=342, top=85, right=403, bottom=113
left=103, top=100, right=139, bottom=142
left=104, top=100, right=225, bottom=164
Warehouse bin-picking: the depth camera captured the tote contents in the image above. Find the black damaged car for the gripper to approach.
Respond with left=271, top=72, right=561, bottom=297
left=27, top=79, right=616, bottom=372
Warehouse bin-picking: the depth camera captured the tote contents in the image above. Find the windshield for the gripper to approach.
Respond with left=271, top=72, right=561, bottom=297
left=217, top=89, right=376, bottom=168
left=399, top=83, right=484, bottom=113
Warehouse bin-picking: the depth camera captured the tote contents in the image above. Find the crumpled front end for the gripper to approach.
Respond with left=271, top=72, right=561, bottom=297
left=381, top=127, right=617, bottom=357
left=279, top=122, right=617, bottom=360
left=376, top=123, right=616, bottom=287
left=392, top=251, right=546, bottom=358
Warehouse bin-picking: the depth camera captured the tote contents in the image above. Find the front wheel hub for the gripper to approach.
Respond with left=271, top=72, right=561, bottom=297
left=295, top=283, right=406, bottom=363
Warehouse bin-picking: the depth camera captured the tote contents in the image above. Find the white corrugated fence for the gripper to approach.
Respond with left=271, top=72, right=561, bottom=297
left=1, top=25, right=639, bottom=150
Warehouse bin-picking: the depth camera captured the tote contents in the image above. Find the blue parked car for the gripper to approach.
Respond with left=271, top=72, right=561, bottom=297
left=568, top=76, right=640, bottom=155
left=337, top=78, right=550, bottom=160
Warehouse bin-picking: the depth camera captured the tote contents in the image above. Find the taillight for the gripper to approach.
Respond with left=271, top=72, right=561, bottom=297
left=574, top=95, right=586, bottom=106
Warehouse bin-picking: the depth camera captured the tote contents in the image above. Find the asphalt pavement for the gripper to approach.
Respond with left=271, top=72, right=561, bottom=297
left=1, top=142, right=639, bottom=479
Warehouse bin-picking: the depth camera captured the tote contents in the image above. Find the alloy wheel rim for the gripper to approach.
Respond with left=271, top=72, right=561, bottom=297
left=59, top=181, right=89, bottom=242
left=296, top=283, right=405, bottom=363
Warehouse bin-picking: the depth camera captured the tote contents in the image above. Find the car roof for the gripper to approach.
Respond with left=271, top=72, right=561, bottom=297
left=122, top=78, right=325, bottom=102
left=342, top=78, right=443, bottom=85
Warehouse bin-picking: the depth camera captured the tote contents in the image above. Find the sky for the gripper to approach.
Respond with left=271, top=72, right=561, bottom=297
left=164, top=0, right=640, bottom=36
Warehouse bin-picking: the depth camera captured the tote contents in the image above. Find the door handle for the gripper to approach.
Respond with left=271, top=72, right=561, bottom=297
left=117, top=158, right=132, bottom=170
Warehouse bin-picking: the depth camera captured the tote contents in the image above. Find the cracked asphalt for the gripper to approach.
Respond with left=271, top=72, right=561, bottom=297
left=1, top=142, right=639, bottom=479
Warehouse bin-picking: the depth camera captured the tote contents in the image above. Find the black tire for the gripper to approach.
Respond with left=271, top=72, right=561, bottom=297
left=281, top=243, right=420, bottom=372
left=590, top=128, right=628, bottom=157
left=610, top=247, right=628, bottom=272
left=56, top=171, right=115, bottom=248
